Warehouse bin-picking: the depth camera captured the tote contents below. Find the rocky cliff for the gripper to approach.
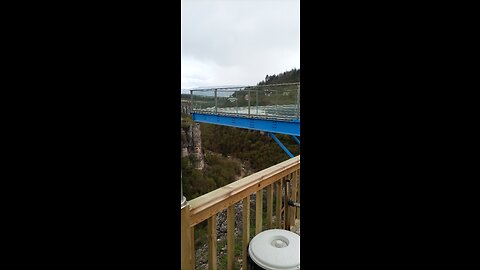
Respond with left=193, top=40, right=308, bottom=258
left=181, top=122, right=205, bottom=170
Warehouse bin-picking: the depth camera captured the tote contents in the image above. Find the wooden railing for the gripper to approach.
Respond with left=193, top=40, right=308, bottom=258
left=181, top=156, right=300, bottom=270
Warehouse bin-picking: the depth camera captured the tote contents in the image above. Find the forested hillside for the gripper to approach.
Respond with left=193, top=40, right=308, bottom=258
left=258, top=68, right=300, bottom=85
left=201, top=124, right=298, bottom=172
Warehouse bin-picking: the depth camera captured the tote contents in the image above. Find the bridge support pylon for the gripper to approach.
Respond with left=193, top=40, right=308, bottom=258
left=291, top=135, right=300, bottom=145
left=268, top=132, right=294, bottom=158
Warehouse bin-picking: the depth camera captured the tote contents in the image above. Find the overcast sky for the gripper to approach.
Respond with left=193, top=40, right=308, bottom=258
left=181, top=0, right=299, bottom=92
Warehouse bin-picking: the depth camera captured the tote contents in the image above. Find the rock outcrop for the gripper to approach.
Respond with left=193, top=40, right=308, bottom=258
left=181, top=122, right=205, bottom=170
left=181, top=128, right=189, bottom=158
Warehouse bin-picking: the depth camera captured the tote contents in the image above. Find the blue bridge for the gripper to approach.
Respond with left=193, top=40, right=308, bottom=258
left=186, top=83, right=300, bottom=157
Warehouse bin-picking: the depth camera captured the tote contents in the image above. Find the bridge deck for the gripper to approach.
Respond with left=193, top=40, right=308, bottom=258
left=191, top=111, right=300, bottom=136
left=187, top=82, right=300, bottom=136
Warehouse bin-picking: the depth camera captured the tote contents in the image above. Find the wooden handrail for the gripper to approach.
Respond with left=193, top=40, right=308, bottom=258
left=189, top=156, right=300, bottom=227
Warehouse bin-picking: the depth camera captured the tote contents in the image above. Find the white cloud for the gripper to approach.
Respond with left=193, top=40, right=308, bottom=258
left=181, top=0, right=299, bottom=90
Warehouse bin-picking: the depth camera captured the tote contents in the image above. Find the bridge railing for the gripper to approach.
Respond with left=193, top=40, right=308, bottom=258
left=189, top=83, right=300, bottom=121
left=181, top=156, right=300, bottom=270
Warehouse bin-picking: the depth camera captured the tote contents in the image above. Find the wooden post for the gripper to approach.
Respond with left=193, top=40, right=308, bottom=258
left=242, top=196, right=250, bottom=270
left=207, top=215, right=217, bottom=270
left=297, top=170, right=300, bottom=220
left=276, top=180, right=282, bottom=229
left=266, top=185, right=273, bottom=229
left=181, top=203, right=194, bottom=270
left=255, top=190, right=263, bottom=234
left=227, top=205, right=235, bottom=270
left=290, top=172, right=298, bottom=230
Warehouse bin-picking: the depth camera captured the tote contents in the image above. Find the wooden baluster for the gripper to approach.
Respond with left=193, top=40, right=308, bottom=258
left=227, top=205, right=235, bottom=270
left=255, top=190, right=263, bottom=234
left=284, top=177, right=290, bottom=230
left=207, top=215, right=217, bottom=270
left=296, top=170, right=300, bottom=220
left=192, top=228, right=195, bottom=269
left=266, top=184, right=273, bottom=229
left=276, top=180, right=282, bottom=229
left=242, top=196, right=250, bottom=270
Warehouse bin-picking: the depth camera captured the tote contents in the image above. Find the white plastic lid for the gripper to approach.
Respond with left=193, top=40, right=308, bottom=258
left=248, top=229, right=300, bottom=270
